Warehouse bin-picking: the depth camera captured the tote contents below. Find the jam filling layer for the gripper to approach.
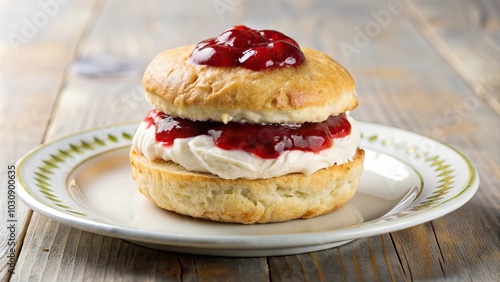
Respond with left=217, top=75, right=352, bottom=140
left=144, top=109, right=351, bottom=159
left=189, top=25, right=306, bottom=71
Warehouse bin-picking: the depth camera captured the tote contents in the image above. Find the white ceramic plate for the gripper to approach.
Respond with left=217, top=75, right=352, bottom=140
left=16, top=122, right=479, bottom=257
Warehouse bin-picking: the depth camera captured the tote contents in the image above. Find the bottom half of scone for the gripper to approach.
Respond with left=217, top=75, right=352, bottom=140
left=130, top=148, right=365, bottom=224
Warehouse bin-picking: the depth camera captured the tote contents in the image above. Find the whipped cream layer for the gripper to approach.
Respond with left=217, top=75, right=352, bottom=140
left=132, top=116, right=360, bottom=180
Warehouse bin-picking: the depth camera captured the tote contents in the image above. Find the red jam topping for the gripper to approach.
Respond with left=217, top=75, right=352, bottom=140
left=189, top=25, right=306, bottom=70
left=144, top=109, right=351, bottom=159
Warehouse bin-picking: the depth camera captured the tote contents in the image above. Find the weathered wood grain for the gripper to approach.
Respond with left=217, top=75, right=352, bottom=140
left=403, top=0, right=500, bottom=115
left=14, top=218, right=270, bottom=282
left=190, top=256, right=269, bottom=282
left=0, top=0, right=97, bottom=280
left=268, top=236, right=405, bottom=281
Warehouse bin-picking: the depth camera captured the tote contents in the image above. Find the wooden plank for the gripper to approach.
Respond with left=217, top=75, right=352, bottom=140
left=191, top=256, right=269, bottom=282
left=13, top=219, right=183, bottom=281
left=0, top=0, right=97, bottom=280
left=14, top=220, right=269, bottom=281
left=268, top=236, right=405, bottom=281
left=402, top=0, right=500, bottom=115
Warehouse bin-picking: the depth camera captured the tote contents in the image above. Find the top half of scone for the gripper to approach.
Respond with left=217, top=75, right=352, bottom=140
left=142, top=25, right=357, bottom=124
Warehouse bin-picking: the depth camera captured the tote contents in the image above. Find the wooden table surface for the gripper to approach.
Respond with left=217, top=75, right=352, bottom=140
left=1, top=0, right=499, bottom=281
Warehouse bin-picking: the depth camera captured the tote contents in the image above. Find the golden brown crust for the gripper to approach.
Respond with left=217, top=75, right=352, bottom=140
left=130, top=148, right=364, bottom=224
left=142, top=45, right=357, bottom=123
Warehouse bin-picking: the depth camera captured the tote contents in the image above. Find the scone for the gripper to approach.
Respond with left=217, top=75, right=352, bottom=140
left=131, top=25, right=364, bottom=224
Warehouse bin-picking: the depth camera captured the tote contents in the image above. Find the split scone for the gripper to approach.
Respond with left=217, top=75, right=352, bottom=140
left=130, top=25, right=364, bottom=224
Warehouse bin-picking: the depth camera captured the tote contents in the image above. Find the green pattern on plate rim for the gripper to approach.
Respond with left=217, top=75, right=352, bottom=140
left=31, top=131, right=133, bottom=217
left=361, top=132, right=467, bottom=213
